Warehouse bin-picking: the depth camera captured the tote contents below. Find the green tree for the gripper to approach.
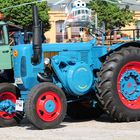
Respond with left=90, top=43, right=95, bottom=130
left=0, top=0, right=50, bottom=31
left=88, top=0, right=134, bottom=30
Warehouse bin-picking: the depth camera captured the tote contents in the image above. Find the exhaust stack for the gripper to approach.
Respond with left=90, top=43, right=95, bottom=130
left=31, top=5, right=42, bottom=65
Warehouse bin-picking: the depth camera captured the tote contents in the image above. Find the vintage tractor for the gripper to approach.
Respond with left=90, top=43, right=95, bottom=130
left=0, top=5, right=140, bottom=129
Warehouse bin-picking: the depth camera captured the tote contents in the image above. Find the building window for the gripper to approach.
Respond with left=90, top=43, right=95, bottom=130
left=71, top=27, right=80, bottom=38
left=56, top=20, right=64, bottom=33
left=136, top=20, right=140, bottom=28
left=56, top=20, right=67, bottom=42
left=136, top=20, right=140, bottom=38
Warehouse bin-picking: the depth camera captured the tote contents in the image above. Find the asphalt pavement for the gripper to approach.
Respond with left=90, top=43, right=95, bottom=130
left=0, top=115, right=140, bottom=140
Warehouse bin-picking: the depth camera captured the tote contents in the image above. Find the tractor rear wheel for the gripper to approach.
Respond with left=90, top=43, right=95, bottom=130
left=0, top=83, right=23, bottom=127
left=25, top=82, right=67, bottom=129
left=96, top=47, right=140, bottom=122
left=67, top=101, right=102, bottom=120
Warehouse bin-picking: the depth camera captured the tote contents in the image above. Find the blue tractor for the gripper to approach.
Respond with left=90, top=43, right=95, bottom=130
left=0, top=5, right=140, bottom=129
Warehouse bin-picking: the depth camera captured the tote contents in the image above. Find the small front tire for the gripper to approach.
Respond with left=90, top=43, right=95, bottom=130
left=25, top=82, right=67, bottom=129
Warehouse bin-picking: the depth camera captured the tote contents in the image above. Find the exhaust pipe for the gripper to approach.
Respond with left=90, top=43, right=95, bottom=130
left=31, top=5, right=42, bottom=65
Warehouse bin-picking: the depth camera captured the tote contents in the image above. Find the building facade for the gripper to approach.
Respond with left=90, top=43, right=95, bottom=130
left=121, top=11, right=140, bottom=38
left=44, top=11, right=67, bottom=43
left=46, top=1, right=140, bottom=43
left=45, top=10, right=83, bottom=43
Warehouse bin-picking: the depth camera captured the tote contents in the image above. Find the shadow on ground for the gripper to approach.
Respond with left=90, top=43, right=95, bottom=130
left=19, top=117, right=67, bottom=130
left=64, top=114, right=114, bottom=123
left=11, top=113, right=114, bottom=130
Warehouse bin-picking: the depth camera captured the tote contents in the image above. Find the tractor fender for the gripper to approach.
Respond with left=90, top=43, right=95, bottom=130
left=100, top=41, right=140, bottom=62
left=112, top=41, right=140, bottom=51
left=117, top=41, right=140, bottom=48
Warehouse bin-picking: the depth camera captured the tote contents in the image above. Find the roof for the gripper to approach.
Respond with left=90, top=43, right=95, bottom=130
left=0, top=21, right=6, bottom=25
left=7, top=23, right=23, bottom=31
left=0, top=22, right=23, bottom=31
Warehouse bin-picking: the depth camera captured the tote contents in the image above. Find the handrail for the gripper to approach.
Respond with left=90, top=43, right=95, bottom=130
left=109, top=29, right=140, bottom=45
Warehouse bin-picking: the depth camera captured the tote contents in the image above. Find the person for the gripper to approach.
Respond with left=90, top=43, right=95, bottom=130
left=0, top=29, right=4, bottom=44
left=44, top=38, right=50, bottom=43
left=82, top=27, right=92, bottom=42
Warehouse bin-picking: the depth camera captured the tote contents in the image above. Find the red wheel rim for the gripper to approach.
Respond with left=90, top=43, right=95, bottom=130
left=117, top=61, right=140, bottom=109
left=0, top=92, right=16, bottom=119
left=36, top=91, right=62, bottom=122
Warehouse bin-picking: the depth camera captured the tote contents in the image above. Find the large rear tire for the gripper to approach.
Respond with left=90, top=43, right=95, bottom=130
left=0, top=83, right=23, bottom=127
left=25, top=82, right=67, bottom=129
left=96, top=47, right=140, bottom=122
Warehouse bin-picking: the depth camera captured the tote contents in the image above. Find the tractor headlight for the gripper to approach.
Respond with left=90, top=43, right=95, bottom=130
left=44, top=58, right=50, bottom=65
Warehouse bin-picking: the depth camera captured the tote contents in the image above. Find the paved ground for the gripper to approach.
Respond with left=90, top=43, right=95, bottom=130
left=1, top=115, right=140, bottom=140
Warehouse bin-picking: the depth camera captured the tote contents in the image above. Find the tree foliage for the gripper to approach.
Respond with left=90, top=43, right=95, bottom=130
left=0, top=0, right=50, bottom=31
left=88, top=0, right=134, bottom=30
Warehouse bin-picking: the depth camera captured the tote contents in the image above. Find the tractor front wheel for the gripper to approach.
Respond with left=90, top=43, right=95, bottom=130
left=97, top=47, right=140, bottom=122
left=25, top=82, right=67, bottom=129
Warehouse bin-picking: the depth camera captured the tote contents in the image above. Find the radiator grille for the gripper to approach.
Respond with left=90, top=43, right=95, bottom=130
left=44, top=52, right=58, bottom=58
left=80, top=52, right=88, bottom=63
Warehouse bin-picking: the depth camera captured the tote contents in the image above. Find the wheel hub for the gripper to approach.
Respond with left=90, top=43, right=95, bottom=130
left=44, top=100, right=56, bottom=113
left=120, top=70, right=140, bottom=100
left=0, top=100, right=15, bottom=114
left=0, top=92, right=16, bottom=119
